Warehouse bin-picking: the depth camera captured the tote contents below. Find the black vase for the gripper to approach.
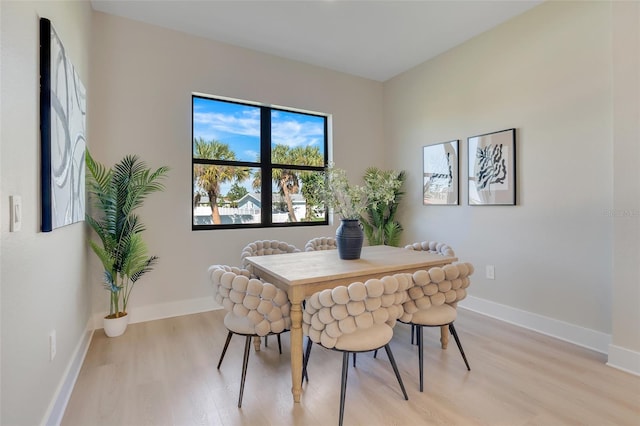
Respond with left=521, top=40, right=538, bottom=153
left=336, top=219, right=364, bottom=260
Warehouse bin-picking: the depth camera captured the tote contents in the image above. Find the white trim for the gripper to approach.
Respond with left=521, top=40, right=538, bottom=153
left=41, top=322, right=94, bottom=426
left=607, top=344, right=640, bottom=376
left=459, top=295, right=611, bottom=354
left=92, top=296, right=222, bottom=330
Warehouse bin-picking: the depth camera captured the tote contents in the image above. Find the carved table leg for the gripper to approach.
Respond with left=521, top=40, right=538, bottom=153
left=290, top=300, right=303, bottom=403
left=440, top=325, right=449, bottom=349
left=253, top=335, right=261, bottom=351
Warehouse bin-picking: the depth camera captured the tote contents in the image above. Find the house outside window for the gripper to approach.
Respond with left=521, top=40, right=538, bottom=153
left=192, top=94, right=329, bottom=229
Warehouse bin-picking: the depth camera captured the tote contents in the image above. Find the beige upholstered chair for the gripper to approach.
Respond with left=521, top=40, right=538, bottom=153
left=209, top=264, right=292, bottom=407
left=240, top=240, right=300, bottom=349
left=304, top=236, right=337, bottom=251
left=241, top=239, right=301, bottom=274
left=398, top=262, right=474, bottom=391
left=302, top=275, right=411, bottom=426
left=404, top=240, right=456, bottom=346
left=404, top=240, right=455, bottom=257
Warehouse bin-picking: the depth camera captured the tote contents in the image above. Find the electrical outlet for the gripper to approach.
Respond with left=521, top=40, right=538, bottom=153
left=49, top=330, right=57, bottom=361
left=486, top=265, right=495, bottom=280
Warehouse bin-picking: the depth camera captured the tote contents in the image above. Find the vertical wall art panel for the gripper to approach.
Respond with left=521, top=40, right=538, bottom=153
left=423, top=140, right=459, bottom=205
left=468, top=128, right=516, bottom=205
left=40, top=18, right=86, bottom=232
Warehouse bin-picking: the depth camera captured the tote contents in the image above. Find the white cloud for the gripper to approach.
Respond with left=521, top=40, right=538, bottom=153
left=194, top=109, right=260, bottom=138
left=271, top=119, right=323, bottom=148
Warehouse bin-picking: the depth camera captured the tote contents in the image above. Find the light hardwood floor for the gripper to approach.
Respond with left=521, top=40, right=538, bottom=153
left=62, top=309, right=640, bottom=426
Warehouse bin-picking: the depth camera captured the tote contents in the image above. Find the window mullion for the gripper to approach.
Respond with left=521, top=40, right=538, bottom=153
left=261, top=107, right=272, bottom=225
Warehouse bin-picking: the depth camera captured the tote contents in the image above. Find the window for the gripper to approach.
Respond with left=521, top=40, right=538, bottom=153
left=192, top=94, right=329, bottom=229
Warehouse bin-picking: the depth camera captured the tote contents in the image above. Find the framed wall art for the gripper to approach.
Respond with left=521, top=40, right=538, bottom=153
left=40, top=18, right=87, bottom=232
left=467, top=128, right=516, bottom=205
left=423, top=140, right=459, bottom=205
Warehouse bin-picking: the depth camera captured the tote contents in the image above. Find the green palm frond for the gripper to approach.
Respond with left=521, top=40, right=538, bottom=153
left=384, top=222, right=403, bottom=247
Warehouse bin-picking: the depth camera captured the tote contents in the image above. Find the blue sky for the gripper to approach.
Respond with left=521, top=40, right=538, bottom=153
left=193, top=97, right=325, bottom=163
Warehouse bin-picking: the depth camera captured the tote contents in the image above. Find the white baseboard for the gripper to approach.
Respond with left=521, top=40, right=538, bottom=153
left=41, top=321, right=94, bottom=426
left=91, top=296, right=221, bottom=330
left=459, top=295, right=612, bottom=354
left=607, top=344, right=640, bottom=376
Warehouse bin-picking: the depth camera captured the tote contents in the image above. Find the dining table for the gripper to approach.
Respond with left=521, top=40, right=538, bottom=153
left=243, top=244, right=457, bottom=403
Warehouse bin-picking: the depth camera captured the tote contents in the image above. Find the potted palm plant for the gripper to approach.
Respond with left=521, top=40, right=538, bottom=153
left=86, top=151, right=169, bottom=337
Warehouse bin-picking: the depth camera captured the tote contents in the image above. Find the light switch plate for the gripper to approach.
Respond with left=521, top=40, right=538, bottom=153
left=486, top=265, right=495, bottom=280
left=10, top=196, right=22, bottom=232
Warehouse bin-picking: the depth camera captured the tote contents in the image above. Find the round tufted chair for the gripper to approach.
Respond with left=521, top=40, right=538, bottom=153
left=404, top=241, right=456, bottom=346
left=240, top=240, right=300, bottom=349
left=241, top=240, right=301, bottom=274
left=302, top=275, right=411, bottom=426
left=404, top=240, right=455, bottom=257
left=304, top=236, right=337, bottom=251
left=398, top=262, right=474, bottom=391
left=209, top=264, right=292, bottom=407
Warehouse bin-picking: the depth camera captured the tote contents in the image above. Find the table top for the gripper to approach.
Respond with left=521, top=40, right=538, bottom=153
left=244, top=245, right=457, bottom=287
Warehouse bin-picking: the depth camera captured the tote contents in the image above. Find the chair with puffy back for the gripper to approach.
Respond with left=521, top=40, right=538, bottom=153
left=404, top=241, right=456, bottom=346
left=208, top=264, right=292, bottom=407
left=304, top=236, right=337, bottom=251
left=397, top=262, right=474, bottom=392
left=241, top=239, right=301, bottom=274
left=405, top=240, right=455, bottom=257
left=302, top=275, right=411, bottom=426
left=240, top=240, right=300, bottom=349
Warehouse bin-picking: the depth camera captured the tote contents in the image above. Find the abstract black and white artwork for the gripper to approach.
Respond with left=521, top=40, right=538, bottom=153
left=468, top=128, right=516, bottom=205
left=423, top=140, right=458, bottom=205
left=40, top=18, right=86, bottom=232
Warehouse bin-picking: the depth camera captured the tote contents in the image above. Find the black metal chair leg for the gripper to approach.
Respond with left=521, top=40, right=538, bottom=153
left=353, top=352, right=357, bottom=367
left=302, top=338, right=313, bottom=384
left=277, top=333, right=282, bottom=354
left=384, top=344, right=408, bottom=400
left=373, top=349, right=378, bottom=358
left=411, top=324, right=416, bottom=345
left=339, top=352, right=350, bottom=426
left=264, top=335, right=268, bottom=347
left=418, top=325, right=424, bottom=392
left=217, top=331, right=233, bottom=369
left=449, top=323, right=470, bottom=371
left=238, top=336, right=252, bottom=408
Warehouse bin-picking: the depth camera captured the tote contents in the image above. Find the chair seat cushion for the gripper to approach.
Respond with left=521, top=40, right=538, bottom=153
left=334, top=323, right=393, bottom=351
left=224, top=312, right=256, bottom=335
left=411, top=303, right=456, bottom=326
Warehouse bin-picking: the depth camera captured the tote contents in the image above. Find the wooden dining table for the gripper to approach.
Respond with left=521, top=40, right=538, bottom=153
left=244, top=244, right=457, bottom=403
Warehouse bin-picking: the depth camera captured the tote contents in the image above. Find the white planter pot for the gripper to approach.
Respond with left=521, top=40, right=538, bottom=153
left=103, top=313, right=129, bottom=337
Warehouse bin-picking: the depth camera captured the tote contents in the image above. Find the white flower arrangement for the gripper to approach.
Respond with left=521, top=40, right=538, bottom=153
left=320, top=164, right=367, bottom=220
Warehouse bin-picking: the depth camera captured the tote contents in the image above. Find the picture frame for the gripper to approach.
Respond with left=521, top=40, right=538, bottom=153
left=467, top=128, right=516, bottom=205
left=40, top=18, right=87, bottom=232
left=423, top=140, right=459, bottom=205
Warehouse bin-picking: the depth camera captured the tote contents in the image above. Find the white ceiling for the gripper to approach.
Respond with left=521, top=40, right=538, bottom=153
left=91, top=0, right=544, bottom=82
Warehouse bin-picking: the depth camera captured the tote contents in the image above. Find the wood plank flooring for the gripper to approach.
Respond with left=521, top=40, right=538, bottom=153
left=61, top=309, right=640, bottom=426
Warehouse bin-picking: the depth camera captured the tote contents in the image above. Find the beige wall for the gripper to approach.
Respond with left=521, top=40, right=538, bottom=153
left=611, top=0, right=640, bottom=359
left=0, top=1, right=93, bottom=424
left=384, top=0, right=638, bottom=360
left=88, top=12, right=385, bottom=322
